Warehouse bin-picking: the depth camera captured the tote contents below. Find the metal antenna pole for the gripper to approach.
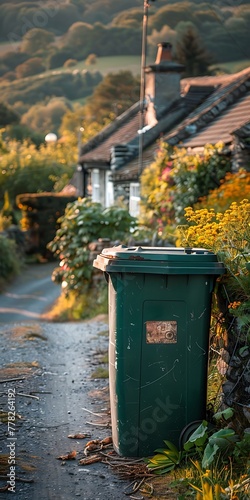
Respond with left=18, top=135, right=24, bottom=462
left=138, top=0, right=150, bottom=177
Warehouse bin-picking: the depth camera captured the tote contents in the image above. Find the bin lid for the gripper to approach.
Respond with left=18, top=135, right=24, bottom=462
left=93, top=245, right=225, bottom=275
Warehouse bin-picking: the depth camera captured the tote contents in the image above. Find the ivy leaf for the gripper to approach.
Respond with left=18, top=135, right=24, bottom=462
left=183, top=421, right=208, bottom=450
left=208, top=428, right=238, bottom=448
left=202, top=442, right=219, bottom=469
left=213, top=408, right=234, bottom=421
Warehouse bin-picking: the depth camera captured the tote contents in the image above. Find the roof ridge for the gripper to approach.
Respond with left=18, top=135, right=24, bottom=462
left=181, top=66, right=250, bottom=87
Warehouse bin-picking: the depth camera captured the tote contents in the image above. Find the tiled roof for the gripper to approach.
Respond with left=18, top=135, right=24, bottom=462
left=182, top=85, right=216, bottom=112
left=79, top=103, right=141, bottom=163
left=79, top=76, right=216, bottom=165
left=165, top=68, right=250, bottom=146
left=181, top=93, right=250, bottom=148
left=180, top=67, right=250, bottom=106
left=80, top=66, right=250, bottom=176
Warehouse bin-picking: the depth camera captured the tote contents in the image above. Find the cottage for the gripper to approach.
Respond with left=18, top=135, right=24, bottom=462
left=77, top=43, right=250, bottom=215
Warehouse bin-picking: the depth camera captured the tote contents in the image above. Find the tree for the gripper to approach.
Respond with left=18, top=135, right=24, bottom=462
left=0, top=102, right=19, bottom=127
left=15, top=57, right=46, bottom=79
left=20, top=28, right=55, bottom=55
left=83, top=71, right=140, bottom=122
left=81, top=0, right=142, bottom=24
left=21, top=98, right=72, bottom=135
left=5, top=124, right=44, bottom=147
left=174, top=26, right=214, bottom=77
left=63, top=22, right=93, bottom=51
left=47, top=49, right=72, bottom=70
left=0, top=136, right=76, bottom=203
left=0, top=51, right=29, bottom=71
left=59, top=106, right=105, bottom=148
left=85, top=54, right=97, bottom=65
left=111, top=8, right=142, bottom=29
left=149, top=3, right=196, bottom=32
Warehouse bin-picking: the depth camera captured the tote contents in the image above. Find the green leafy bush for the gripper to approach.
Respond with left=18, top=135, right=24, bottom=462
left=0, top=235, right=20, bottom=282
left=47, top=198, right=137, bottom=295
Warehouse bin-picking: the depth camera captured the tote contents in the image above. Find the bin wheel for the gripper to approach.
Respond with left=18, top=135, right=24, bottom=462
left=179, top=420, right=214, bottom=449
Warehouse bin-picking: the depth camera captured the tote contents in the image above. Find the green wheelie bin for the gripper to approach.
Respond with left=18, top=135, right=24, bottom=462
left=93, top=246, right=225, bottom=457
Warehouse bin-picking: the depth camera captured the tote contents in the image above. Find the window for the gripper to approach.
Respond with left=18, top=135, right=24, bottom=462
left=92, top=169, right=100, bottom=202
left=105, top=171, right=114, bottom=207
left=129, top=182, right=140, bottom=217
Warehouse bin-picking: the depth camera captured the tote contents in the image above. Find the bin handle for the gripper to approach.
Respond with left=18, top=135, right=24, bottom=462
left=185, top=248, right=210, bottom=255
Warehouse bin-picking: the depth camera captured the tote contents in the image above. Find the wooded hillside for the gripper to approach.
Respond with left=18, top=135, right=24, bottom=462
left=1, top=0, right=250, bottom=63
left=1, top=0, right=250, bottom=142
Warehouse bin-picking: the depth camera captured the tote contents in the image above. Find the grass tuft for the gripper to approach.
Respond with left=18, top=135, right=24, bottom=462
left=44, top=285, right=108, bottom=322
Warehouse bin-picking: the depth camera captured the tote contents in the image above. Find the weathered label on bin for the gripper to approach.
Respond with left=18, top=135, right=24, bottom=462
left=146, top=321, right=177, bottom=344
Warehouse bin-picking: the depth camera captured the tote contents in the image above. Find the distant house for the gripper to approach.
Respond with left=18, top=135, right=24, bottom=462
left=77, top=42, right=250, bottom=215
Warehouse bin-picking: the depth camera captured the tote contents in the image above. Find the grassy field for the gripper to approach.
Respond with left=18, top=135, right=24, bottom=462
left=0, top=54, right=141, bottom=91
left=66, top=55, right=141, bottom=77
left=0, top=38, right=142, bottom=78
left=212, top=59, right=250, bottom=73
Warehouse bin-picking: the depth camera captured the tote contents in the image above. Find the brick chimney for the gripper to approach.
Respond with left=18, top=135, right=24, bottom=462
left=155, top=41, right=172, bottom=63
left=144, top=42, right=184, bottom=127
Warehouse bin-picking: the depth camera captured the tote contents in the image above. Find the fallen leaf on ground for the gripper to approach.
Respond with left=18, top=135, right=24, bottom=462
left=79, top=455, right=102, bottom=465
left=68, top=433, right=91, bottom=439
left=85, top=439, right=100, bottom=447
left=84, top=436, right=113, bottom=455
left=57, top=450, right=77, bottom=460
left=100, top=436, right=112, bottom=446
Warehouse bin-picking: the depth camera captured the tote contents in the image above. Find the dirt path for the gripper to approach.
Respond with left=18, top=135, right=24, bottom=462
left=0, top=265, right=132, bottom=499
left=0, top=263, right=62, bottom=323
left=0, top=319, right=133, bottom=499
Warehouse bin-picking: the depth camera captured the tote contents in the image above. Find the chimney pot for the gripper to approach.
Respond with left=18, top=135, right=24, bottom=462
left=155, top=42, right=172, bottom=64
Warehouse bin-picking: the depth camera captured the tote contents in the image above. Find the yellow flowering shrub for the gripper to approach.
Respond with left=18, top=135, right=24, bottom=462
left=177, top=199, right=250, bottom=343
left=178, top=200, right=250, bottom=287
left=195, top=169, right=250, bottom=212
